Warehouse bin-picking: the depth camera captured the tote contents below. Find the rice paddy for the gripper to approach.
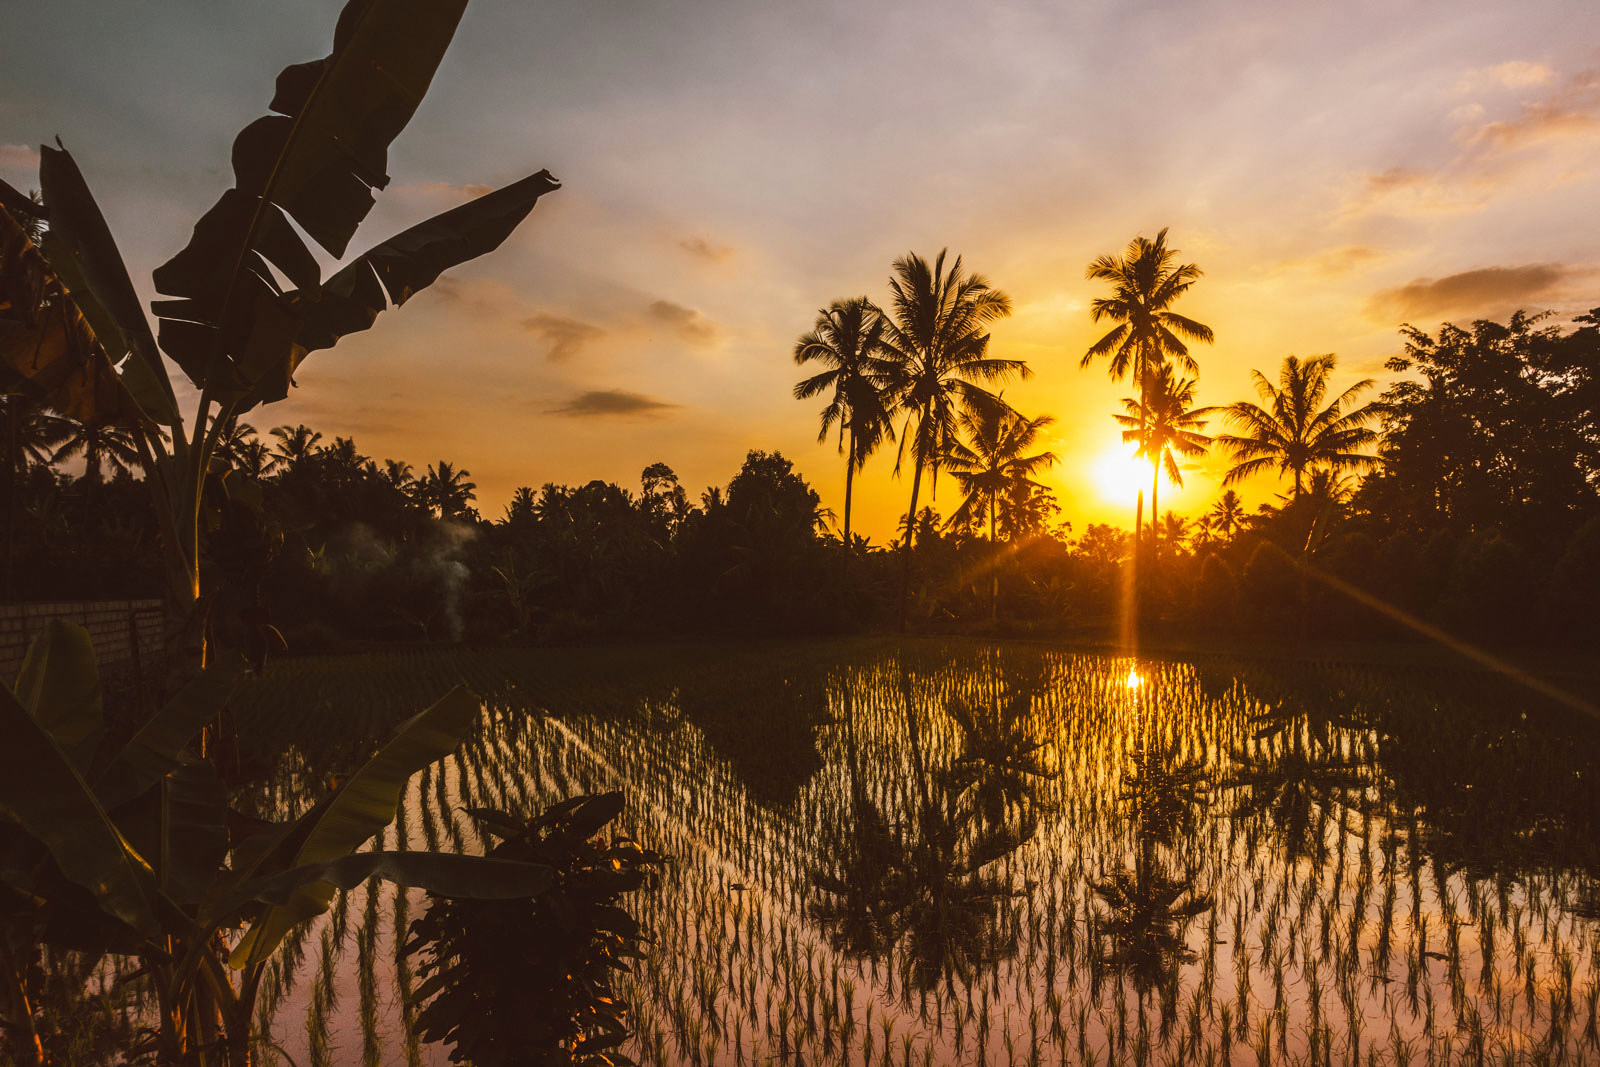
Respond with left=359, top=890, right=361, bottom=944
left=76, top=639, right=1600, bottom=1064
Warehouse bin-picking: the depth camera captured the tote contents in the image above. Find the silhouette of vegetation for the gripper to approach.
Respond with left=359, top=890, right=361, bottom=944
left=405, top=792, right=665, bottom=1065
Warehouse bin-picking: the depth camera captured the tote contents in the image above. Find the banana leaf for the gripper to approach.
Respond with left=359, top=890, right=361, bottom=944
left=210, top=851, right=552, bottom=926
left=96, top=662, right=243, bottom=810
left=113, top=758, right=229, bottom=918
left=37, top=144, right=179, bottom=425
left=229, top=685, right=479, bottom=967
left=151, top=0, right=470, bottom=395
left=0, top=204, right=146, bottom=425
left=14, top=620, right=102, bottom=772
left=0, top=685, right=158, bottom=936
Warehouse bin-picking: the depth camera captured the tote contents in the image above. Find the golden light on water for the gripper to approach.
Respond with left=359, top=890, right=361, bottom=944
left=1125, top=667, right=1143, bottom=689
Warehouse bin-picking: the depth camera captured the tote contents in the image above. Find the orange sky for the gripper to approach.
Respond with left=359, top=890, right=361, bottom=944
left=5, top=1, right=1599, bottom=539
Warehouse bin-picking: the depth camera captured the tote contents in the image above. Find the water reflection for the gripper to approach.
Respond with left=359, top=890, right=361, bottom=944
left=46, top=640, right=1600, bottom=1064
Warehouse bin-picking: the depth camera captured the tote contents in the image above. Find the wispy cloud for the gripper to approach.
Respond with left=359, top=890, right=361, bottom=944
left=548, top=389, right=679, bottom=417
left=1343, top=67, right=1600, bottom=220
left=393, top=180, right=496, bottom=199
left=646, top=299, right=722, bottom=346
left=1456, top=60, right=1556, bottom=93
left=0, top=144, right=40, bottom=173
left=1367, top=263, right=1574, bottom=321
left=523, top=311, right=605, bottom=361
left=678, top=235, right=735, bottom=263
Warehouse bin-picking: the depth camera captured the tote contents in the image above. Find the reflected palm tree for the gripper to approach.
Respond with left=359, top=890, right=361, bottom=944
left=1091, top=848, right=1213, bottom=996
left=1120, top=732, right=1210, bottom=848
left=1223, top=703, right=1376, bottom=864
left=944, top=689, right=1054, bottom=828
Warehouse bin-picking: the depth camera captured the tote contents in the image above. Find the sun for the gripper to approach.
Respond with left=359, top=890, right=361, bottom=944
left=1092, top=444, right=1152, bottom=504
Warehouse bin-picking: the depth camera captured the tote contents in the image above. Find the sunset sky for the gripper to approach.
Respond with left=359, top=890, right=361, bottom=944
left=4, top=0, right=1598, bottom=538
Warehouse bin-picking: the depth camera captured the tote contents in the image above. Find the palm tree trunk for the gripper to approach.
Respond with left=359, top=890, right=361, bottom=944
left=898, top=442, right=925, bottom=634
left=1150, top=457, right=1159, bottom=556
left=842, top=425, right=855, bottom=582
left=989, top=497, right=998, bottom=621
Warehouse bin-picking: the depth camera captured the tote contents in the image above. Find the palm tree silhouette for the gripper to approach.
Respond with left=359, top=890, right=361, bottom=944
left=878, top=250, right=1023, bottom=630
left=793, top=298, right=897, bottom=567
left=51, top=419, right=141, bottom=488
left=269, top=424, right=322, bottom=472
left=419, top=460, right=476, bottom=519
left=231, top=439, right=274, bottom=479
left=1216, top=354, right=1379, bottom=499
left=1, top=396, right=67, bottom=596
left=1207, top=489, right=1246, bottom=540
left=942, top=398, right=1058, bottom=618
left=1112, top=365, right=1212, bottom=552
left=1083, top=229, right=1214, bottom=548
left=382, top=458, right=416, bottom=492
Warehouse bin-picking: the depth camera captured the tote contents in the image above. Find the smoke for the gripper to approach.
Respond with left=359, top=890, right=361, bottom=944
left=431, top=520, right=477, bottom=642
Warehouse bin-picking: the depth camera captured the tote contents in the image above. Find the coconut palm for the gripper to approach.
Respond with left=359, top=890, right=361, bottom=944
left=382, top=458, right=416, bottom=492
left=270, top=424, right=322, bottom=472
left=51, top=419, right=142, bottom=484
left=793, top=298, right=897, bottom=562
left=877, top=250, right=1024, bottom=629
left=1083, top=228, right=1214, bottom=545
left=1208, top=489, right=1246, bottom=540
left=211, top=419, right=258, bottom=467
left=943, top=399, right=1058, bottom=618
left=230, top=439, right=274, bottom=479
left=1216, top=354, right=1379, bottom=499
left=418, top=460, right=476, bottom=519
left=1112, top=366, right=1213, bottom=552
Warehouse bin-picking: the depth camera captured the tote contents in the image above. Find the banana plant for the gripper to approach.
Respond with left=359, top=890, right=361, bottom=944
left=0, top=0, right=560, bottom=675
left=0, top=621, right=550, bottom=1065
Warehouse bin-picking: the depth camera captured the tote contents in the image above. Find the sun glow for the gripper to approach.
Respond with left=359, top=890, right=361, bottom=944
left=1093, top=444, right=1153, bottom=504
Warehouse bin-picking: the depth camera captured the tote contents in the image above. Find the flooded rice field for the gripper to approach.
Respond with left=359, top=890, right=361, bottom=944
left=62, top=639, right=1600, bottom=1065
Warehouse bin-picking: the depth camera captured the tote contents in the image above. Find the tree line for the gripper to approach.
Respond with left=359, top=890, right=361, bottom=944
left=4, top=233, right=1599, bottom=648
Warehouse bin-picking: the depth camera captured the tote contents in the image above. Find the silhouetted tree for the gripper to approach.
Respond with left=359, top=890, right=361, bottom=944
left=1217, top=354, right=1378, bottom=499
left=794, top=297, right=897, bottom=565
left=1113, top=365, right=1212, bottom=551
left=1083, top=229, right=1214, bottom=545
left=878, top=250, right=1023, bottom=629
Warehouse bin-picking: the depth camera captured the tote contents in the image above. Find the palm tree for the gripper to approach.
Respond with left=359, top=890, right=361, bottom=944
left=943, top=399, right=1058, bottom=618
left=878, top=250, right=1024, bottom=629
left=231, top=439, right=274, bottom=479
left=211, top=419, right=258, bottom=467
left=382, top=458, right=415, bottom=492
left=1208, top=489, right=1246, bottom=540
left=1112, top=366, right=1212, bottom=552
left=1216, top=354, right=1379, bottom=499
left=1, top=396, right=68, bottom=597
left=1083, top=229, right=1214, bottom=546
left=793, top=298, right=896, bottom=564
left=52, top=419, right=142, bottom=484
left=418, top=460, right=476, bottom=519
left=270, top=424, right=322, bottom=472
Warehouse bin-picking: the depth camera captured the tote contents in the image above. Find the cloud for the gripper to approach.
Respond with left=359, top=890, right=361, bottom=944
left=548, top=389, right=678, bottom=417
left=1459, top=69, right=1600, bottom=152
left=394, top=180, right=496, bottom=199
left=1275, top=244, right=1382, bottom=277
left=1367, top=263, right=1573, bottom=321
left=1457, top=61, right=1555, bottom=93
left=678, top=235, right=735, bottom=263
left=0, top=144, right=39, bottom=172
left=645, top=299, right=722, bottom=346
left=522, top=311, right=605, bottom=361
left=1343, top=68, right=1600, bottom=220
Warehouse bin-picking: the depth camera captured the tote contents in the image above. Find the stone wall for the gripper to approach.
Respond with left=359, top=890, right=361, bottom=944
left=0, top=599, right=164, bottom=681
